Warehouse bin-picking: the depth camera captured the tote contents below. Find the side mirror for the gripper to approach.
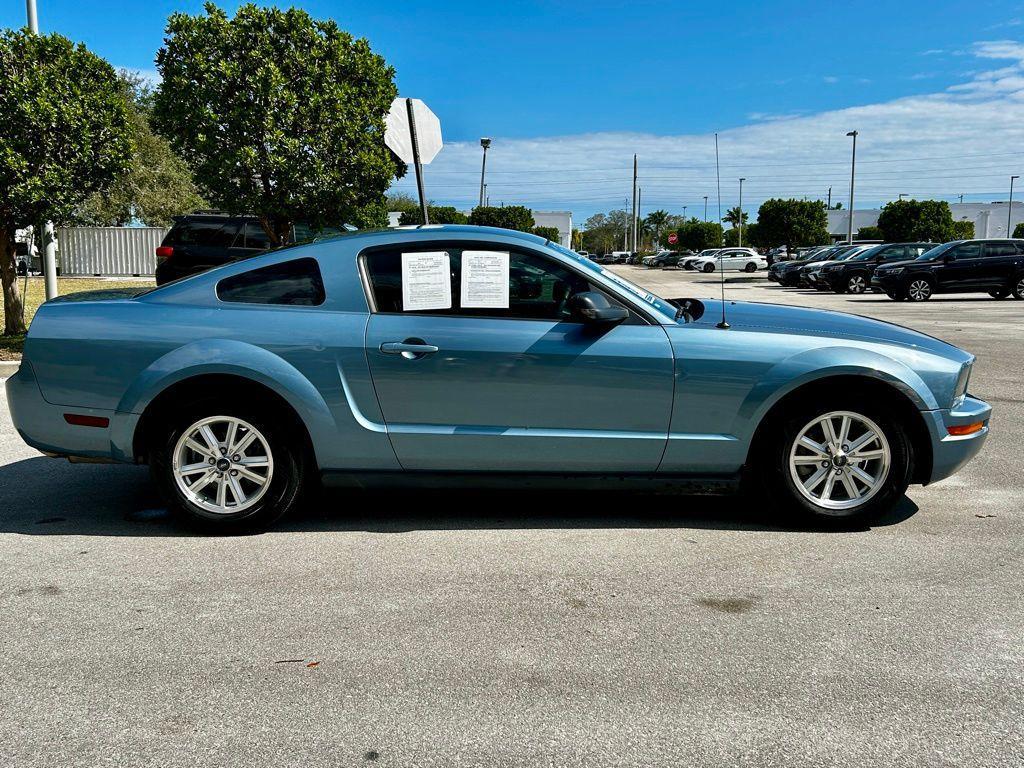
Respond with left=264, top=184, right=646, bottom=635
left=568, top=291, right=629, bottom=325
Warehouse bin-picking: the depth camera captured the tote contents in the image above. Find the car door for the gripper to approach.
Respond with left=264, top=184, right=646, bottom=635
left=981, top=241, right=1020, bottom=288
left=360, top=242, right=675, bottom=473
left=937, top=241, right=982, bottom=291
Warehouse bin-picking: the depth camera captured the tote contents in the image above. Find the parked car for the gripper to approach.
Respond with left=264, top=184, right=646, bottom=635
left=7, top=225, right=990, bottom=531
left=682, top=249, right=720, bottom=269
left=872, top=239, right=1024, bottom=301
left=795, top=244, right=868, bottom=287
left=155, top=213, right=342, bottom=286
left=768, top=246, right=843, bottom=286
left=802, top=245, right=875, bottom=288
left=626, top=252, right=646, bottom=265
left=691, top=248, right=768, bottom=273
left=818, top=243, right=934, bottom=294
left=644, top=250, right=693, bottom=269
left=607, top=251, right=631, bottom=264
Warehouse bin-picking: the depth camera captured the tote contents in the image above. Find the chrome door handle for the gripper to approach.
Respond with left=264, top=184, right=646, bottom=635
left=379, top=340, right=439, bottom=359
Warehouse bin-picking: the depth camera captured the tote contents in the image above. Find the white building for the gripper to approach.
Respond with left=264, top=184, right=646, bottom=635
left=827, top=201, right=1024, bottom=240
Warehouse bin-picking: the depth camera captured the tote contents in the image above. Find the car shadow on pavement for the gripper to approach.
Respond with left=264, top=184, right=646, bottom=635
left=0, top=456, right=920, bottom=537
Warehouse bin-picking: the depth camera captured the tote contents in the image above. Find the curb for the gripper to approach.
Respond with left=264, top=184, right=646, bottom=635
left=0, top=360, right=21, bottom=377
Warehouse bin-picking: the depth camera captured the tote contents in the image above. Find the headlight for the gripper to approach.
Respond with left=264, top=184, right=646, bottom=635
left=952, top=362, right=972, bottom=407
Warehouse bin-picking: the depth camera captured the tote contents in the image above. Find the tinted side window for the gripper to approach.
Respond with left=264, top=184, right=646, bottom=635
left=243, top=222, right=271, bottom=250
left=984, top=242, right=1019, bottom=258
left=217, top=258, right=325, bottom=306
left=952, top=243, right=982, bottom=260
left=364, top=247, right=597, bottom=321
left=906, top=245, right=930, bottom=258
left=168, top=220, right=239, bottom=248
left=880, top=246, right=905, bottom=261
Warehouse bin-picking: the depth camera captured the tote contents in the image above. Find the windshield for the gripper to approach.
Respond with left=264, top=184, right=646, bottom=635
left=916, top=241, right=959, bottom=261
left=550, top=242, right=675, bottom=318
left=849, top=245, right=885, bottom=261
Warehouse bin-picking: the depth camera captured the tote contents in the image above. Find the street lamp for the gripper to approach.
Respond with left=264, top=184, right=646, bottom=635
left=478, top=138, right=491, bottom=207
left=682, top=205, right=687, bottom=220
left=703, top=196, right=708, bottom=222
left=898, top=193, right=908, bottom=201
left=1009, top=175, right=1020, bottom=238
left=738, top=178, right=745, bottom=247
left=846, top=130, right=858, bottom=244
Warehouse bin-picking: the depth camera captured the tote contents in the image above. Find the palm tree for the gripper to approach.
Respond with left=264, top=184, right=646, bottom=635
left=644, top=209, right=670, bottom=248
left=722, top=206, right=749, bottom=229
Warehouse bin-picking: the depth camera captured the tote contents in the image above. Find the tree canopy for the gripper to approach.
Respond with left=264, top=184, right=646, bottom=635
left=0, top=29, right=132, bottom=334
left=399, top=205, right=468, bottom=225
left=467, top=205, right=535, bottom=232
left=877, top=199, right=955, bottom=243
left=670, top=219, right=723, bottom=251
left=754, top=198, right=830, bottom=248
left=152, top=2, right=401, bottom=244
left=1013, top=222, right=1024, bottom=239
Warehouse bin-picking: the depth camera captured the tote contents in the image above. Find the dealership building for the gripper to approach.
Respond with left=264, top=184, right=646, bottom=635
left=827, top=201, right=1024, bottom=240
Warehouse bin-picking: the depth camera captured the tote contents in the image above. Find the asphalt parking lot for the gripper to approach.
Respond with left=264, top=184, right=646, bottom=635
left=1, top=268, right=1022, bottom=767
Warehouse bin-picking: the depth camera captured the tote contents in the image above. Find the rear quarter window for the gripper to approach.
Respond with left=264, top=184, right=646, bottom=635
left=217, top=257, right=325, bottom=306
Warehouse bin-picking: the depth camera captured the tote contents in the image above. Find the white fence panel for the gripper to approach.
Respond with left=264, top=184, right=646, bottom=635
left=56, top=227, right=168, bottom=276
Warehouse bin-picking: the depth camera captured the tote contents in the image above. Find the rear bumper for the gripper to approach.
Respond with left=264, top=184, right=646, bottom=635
left=5, top=361, right=137, bottom=462
left=920, top=395, right=992, bottom=484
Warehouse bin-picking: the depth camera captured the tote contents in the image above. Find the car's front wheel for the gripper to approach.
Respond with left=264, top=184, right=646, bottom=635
left=846, top=275, right=867, bottom=294
left=988, top=288, right=1009, bottom=299
left=906, top=278, right=933, bottom=301
left=1012, top=275, right=1024, bottom=299
left=151, top=401, right=308, bottom=532
left=757, top=397, right=912, bottom=525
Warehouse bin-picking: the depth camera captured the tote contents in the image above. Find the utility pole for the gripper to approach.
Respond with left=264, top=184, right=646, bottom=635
left=478, top=138, right=491, bottom=207
left=631, top=154, right=638, bottom=252
left=827, top=186, right=832, bottom=209
left=703, top=195, right=708, bottom=222
left=26, top=0, right=58, bottom=301
left=637, top=187, right=643, bottom=250
left=1008, top=175, right=1019, bottom=237
left=846, top=130, right=858, bottom=244
left=958, top=194, right=964, bottom=204
left=738, top=178, right=745, bottom=248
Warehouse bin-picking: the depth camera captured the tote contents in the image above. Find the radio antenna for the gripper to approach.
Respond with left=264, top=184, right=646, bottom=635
left=714, top=132, right=730, bottom=329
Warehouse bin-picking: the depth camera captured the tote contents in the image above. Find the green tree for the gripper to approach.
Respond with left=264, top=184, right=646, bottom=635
left=399, top=205, right=468, bottom=225
left=76, top=71, right=206, bottom=227
left=950, top=220, right=974, bottom=239
left=0, top=30, right=132, bottom=335
left=532, top=226, right=560, bottom=242
left=644, top=209, right=670, bottom=248
left=755, top=198, right=830, bottom=249
left=722, top=206, right=749, bottom=229
left=386, top=192, right=420, bottom=216
left=152, top=3, right=401, bottom=245
left=876, top=199, right=955, bottom=243
left=1014, top=222, right=1024, bottom=239
left=857, top=225, right=884, bottom=240
left=675, top=219, right=724, bottom=251
left=468, top=205, right=535, bottom=232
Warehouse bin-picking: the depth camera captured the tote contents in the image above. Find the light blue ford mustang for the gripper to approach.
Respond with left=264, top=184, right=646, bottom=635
left=6, top=225, right=990, bottom=530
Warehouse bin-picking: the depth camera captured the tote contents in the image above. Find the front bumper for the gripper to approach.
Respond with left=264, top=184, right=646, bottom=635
left=920, top=395, right=992, bottom=484
left=871, top=274, right=902, bottom=293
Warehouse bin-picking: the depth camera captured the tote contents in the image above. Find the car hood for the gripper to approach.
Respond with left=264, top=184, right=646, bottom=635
left=874, top=258, right=930, bottom=271
left=684, top=299, right=969, bottom=360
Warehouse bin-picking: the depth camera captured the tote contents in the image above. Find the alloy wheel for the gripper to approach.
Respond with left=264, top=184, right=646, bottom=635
left=788, top=411, right=891, bottom=511
left=172, top=416, right=274, bottom=514
left=847, top=275, right=866, bottom=293
left=907, top=279, right=932, bottom=301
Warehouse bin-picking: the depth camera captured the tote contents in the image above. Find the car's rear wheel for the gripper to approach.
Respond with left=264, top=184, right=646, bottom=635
left=1011, top=275, right=1024, bottom=299
left=151, top=400, right=308, bottom=532
left=988, top=288, right=1009, bottom=299
left=906, top=278, right=933, bottom=301
left=885, top=291, right=905, bottom=301
left=847, top=275, right=867, bottom=294
left=744, top=262, right=757, bottom=273
left=757, top=397, right=912, bottom=525
left=702, top=262, right=715, bottom=273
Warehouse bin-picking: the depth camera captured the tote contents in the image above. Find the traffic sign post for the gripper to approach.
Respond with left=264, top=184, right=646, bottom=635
left=668, top=232, right=678, bottom=245
left=385, top=98, right=443, bottom=226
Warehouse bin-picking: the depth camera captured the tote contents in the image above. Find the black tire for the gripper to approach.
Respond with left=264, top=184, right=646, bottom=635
left=702, top=262, right=715, bottom=273
left=755, top=393, right=913, bottom=527
left=1013, top=274, right=1024, bottom=299
left=886, top=291, right=906, bottom=301
left=150, top=397, right=309, bottom=533
left=988, top=289, right=1009, bottom=300
left=744, top=262, right=757, bottom=273
left=846, top=274, right=868, bottom=294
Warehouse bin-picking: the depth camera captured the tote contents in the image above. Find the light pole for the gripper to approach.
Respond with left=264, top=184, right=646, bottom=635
left=1009, top=175, right=1019, bottom=238
left=682, top=205, right=687, bottom=220
left=827, top=186, right=832, bottom=209
left=738, top=178, right=745, bottom=247
left=846, top=130, right=858, bottom=244
left=478, top=138, right=491, bottom=207
left=26, top=0, right=38, bottom=31
left=898, top=193, right=908, bottom=201
left=703, top=196, right=708, bottom=222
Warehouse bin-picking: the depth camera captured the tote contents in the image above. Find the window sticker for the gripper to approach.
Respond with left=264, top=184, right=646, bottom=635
left=460, top=250, right=510, bottom=308
left=401, top=251, right=451, bottom=311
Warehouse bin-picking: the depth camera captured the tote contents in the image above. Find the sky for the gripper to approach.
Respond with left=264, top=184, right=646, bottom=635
left=5, top=0, right=1024, bottom=220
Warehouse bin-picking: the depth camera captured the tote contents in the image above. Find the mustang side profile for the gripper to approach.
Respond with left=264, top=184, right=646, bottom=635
left=7, top=225, right=990, bottom=531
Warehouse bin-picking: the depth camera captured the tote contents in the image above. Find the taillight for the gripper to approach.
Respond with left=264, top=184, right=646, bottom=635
left=156, top=246, right=174, bottom=260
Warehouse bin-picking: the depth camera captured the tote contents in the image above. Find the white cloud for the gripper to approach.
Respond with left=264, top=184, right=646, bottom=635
left=392, top=40, right=1024, bottom=216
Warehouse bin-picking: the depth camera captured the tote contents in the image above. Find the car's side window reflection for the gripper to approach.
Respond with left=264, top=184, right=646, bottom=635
left=364, top=246, right=613, bottom=322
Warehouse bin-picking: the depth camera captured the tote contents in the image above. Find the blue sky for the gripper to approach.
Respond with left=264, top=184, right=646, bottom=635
left=5, top=0, right=1024, bottom=218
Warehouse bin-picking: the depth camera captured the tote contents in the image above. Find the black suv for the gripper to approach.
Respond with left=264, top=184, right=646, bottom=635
left=872, top=239, right=1024, bottom=301
left=818, top=242, right=933, bottom=294
left=155, top=214, right=340, bottom=285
